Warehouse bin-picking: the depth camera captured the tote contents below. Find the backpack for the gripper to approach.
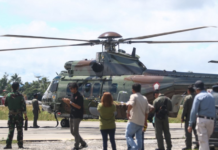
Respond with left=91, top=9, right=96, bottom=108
left=156, top=99, right=168, bottom=120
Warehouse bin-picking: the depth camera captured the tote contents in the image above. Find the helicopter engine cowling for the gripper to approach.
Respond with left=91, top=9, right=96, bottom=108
left=91, top=61, right=104, bottom=72
left=64, top=61, right=73, bottom=70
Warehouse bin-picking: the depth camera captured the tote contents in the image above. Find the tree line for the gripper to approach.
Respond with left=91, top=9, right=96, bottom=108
left=0, top=73, right=50, bottom=100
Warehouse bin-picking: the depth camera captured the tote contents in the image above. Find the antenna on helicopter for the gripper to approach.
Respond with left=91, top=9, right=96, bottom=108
left=132, top=47, right=136, bottom=57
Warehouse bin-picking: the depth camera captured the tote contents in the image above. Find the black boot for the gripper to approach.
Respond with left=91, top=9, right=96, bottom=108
left=194, top=145, right=199, bottom=149
left=19, top=146, right=24, bottom=149
left=4, top=146, right=12, bottom=149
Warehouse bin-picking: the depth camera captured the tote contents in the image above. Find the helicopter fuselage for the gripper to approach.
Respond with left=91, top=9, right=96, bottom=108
left=40, top=50, right=218, bottom=128
left=41, top=69, right=218, bottom=118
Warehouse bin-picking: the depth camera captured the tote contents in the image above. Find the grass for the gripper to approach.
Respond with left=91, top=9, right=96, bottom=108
left=169, top=108, right=183, bottom=123
left=0, top=106, right=61, bottom=121
left=0, top=105, right=183, bottom=123
left=0, top=138, right=17, bottom=144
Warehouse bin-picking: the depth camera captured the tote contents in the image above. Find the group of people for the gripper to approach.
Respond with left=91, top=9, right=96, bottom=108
left=183, top=81, right=216, bottom=150
left=3, top=80, right=217, bottom=150
left=62, top=81, right=216, bottom=150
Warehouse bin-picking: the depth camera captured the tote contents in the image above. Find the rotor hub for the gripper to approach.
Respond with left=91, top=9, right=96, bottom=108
left=98, top=32, right=122, bottom=39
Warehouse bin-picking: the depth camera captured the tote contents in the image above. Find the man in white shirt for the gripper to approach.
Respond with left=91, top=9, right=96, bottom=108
left=126, top=84, right=149, bottom=150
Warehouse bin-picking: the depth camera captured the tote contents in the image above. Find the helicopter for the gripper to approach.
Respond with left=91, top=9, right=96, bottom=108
left=1, top=26, right=218, bottom=129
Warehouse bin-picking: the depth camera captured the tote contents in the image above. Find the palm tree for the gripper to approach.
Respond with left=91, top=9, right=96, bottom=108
left=0, top=73, right=9, bottom=95
left=40, top=77, right=50, bottom=92
left=10, top=73, right=22, bottom=84
left=22, top=81, right=40, bottom=99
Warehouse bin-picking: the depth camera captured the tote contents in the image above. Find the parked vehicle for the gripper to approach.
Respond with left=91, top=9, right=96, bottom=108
left=0, top=96, right=5, bottom=105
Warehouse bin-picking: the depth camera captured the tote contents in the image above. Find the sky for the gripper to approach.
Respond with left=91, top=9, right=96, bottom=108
left=0, top=0, right=218, bottom=82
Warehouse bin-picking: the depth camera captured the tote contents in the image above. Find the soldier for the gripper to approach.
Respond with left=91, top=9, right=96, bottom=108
left=4, top=82, right=27, bottom=149
left=188, top=80, right=216, bottom=150
left=153, top=90, right=172, bottom=150
left=32, top=93, right=40, bottom=128
left=181, top=85, right=199, bottom=150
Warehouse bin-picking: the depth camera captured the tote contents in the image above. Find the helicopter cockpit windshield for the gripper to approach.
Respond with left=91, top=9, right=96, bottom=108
left=50, top=80, right=59, bottom=92
left=42, top=76, right=61, bottom=104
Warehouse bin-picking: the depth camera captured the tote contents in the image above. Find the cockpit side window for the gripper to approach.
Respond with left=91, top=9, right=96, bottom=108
left=83, top=83, right=91, bottom=98
left=50, top=80, right=59, bottom=92
left=93, top=83, right=101, bottom=97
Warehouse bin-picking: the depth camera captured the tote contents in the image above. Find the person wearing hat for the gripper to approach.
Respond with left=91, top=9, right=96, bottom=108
left=181, top=85, right=199, bottom=150
left=32, top=93, right=40, bottom=128
left=188, top=80, right=216, bottom=150
left=153, top=90, right=172, bottom=150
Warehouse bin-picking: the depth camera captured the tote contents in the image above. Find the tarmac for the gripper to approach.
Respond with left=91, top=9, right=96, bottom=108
left=0, top=120, right=190, bottom=149
left=0, top=120, right=185, bottom=141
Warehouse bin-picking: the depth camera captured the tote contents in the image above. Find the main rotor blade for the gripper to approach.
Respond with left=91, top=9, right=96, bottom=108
left=0, top=43, right=94, bottom=52
left=120, top=26, right=216, bottom=41
left=209, top=60, right=218, bottom=63
left=124, top=40, right=218, bottom=44
left=2, top=34, right=100, bottom=43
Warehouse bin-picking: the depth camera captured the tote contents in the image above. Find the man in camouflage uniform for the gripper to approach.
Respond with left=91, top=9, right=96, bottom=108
left=153, top=90, right=172, bottom=150
left=32, top=93, right=40, bottom=128
left=4, top=82, right=27, bottom=149
left=181, top=85, right=199, bottom=150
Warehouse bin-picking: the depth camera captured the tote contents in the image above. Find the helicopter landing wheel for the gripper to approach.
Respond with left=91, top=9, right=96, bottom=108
left=61, top=119, right=69, bottom=127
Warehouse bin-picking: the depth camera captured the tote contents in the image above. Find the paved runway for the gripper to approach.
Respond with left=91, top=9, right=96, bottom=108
left=0, top=120, right=185, bottom=141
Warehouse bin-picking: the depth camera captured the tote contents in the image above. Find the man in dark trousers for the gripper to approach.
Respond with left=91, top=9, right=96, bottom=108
left=153, top=90, right=172, bottom=150
left=4, top=82, right=27, bottom=149
left=32, top=93, right=40, bottom=128
left=62, top=83, right=88, bottom=150
left=181, top=85, right=199, bottom=150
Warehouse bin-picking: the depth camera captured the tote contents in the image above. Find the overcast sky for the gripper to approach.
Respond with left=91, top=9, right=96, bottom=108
left=0, top=0, right=218, bottom=82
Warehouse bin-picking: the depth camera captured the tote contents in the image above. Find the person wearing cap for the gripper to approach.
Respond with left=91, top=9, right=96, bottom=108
left=188, top=80, right=216, bottom=150
left=32, top=93, right=40, bottom=128
left=153, top=90, right=172, bottom=150
left=181, top=85, right=199, bottom=150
